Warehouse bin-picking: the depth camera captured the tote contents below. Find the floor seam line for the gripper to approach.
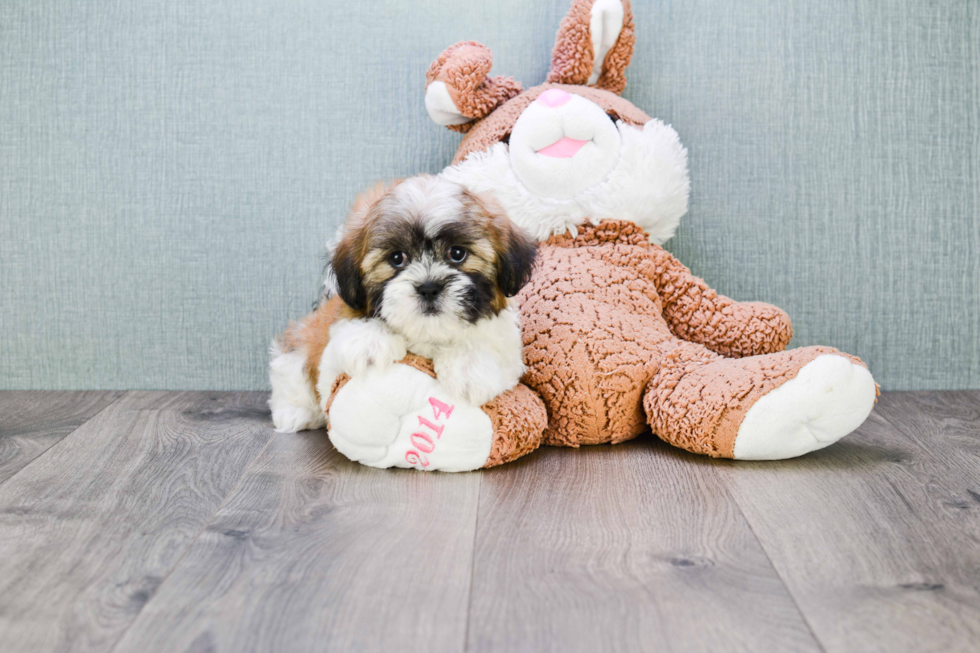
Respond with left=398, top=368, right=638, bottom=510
left=461, top=472, right=483, bottom=653
left=0, top=391, right=130, bottom=492
left=874, top=395, right=978, bottom=482
left=716, top=465, right=828, bottom=653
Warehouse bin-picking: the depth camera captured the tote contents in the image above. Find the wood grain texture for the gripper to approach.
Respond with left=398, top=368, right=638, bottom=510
left=717, top=407, right=980, bottom=653
left=0, top=391, right=274, bottom=653
left=875, top=391, right=980, bottom=487
left=0, top=391, right=125, bottom=485
left=466, top=441, right=821, bottom=653
left=111, top=429, right=482, bottom=653
left=3, top=390, right=980, bottom=652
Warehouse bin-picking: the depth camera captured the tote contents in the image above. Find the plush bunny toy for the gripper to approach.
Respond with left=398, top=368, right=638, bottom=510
left=274, top=0, right=878, bottom=471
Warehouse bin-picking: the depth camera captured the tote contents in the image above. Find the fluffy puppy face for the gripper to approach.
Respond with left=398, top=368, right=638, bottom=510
left=331, top=175, right=537, bottom=343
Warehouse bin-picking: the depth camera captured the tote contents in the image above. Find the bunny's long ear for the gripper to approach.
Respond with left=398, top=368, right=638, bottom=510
left=546, top=0, right=635, bottom=95
left=424, top=42, right=523, bottom=133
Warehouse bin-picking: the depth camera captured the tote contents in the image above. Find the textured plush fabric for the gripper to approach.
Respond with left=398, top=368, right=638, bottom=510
left=647, top=238, right=794, bottom=358
left=520, top=221, right=674, bottom=446
left=1, top=0, right=977, bottom=390
left=480, top=384, right=548, bottom=467
left=518, top=219, right=845, bottom=453
left=425, top=42, right=523, bottom=131
left=546, top=0, right=635, bottom=93
left=643, top=342, right=867, bottom=458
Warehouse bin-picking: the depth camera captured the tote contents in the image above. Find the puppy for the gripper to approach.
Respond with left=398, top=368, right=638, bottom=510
left=268, top=175, right=537, bottom=433
left=321, top=174, right=537, bottom=405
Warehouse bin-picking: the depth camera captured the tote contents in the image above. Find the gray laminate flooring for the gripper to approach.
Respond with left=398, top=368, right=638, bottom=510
left=0, top=390, right=978, bottom=653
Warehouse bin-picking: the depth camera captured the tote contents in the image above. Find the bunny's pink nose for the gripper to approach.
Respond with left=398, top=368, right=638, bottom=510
left=537, top=88, right=572, bottom=108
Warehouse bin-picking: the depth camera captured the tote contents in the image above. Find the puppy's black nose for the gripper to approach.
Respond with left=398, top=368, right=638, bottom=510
left=416, top=280, right=445, bottom=302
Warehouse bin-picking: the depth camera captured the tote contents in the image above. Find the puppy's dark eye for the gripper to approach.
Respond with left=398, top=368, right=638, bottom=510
left=388, top=251, right=408, bottom=268
left=448, top=246, right=467, bottom=264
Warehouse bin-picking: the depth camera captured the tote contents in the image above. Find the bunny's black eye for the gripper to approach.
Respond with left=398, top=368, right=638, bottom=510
left=388, top=251, right=409, bottom=268
left=448, top=246, right=468, bottom=264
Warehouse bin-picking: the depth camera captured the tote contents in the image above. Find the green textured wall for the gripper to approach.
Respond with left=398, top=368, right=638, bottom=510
left=1, top=0, right=978, bottom=390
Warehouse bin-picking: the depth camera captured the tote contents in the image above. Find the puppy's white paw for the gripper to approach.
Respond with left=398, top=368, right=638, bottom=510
left=331, top=319, right=407, bottom=377
left=317, top=319, right=407, bottom=405
left=733, top=355, right=877, bottom=460
left=433, top=350, right=516, bottom=407
left=268, top=341, right=324, bottom=433
left=328, top=364, right=494, bottom=472
left=271, top=405, right=323, bottom=433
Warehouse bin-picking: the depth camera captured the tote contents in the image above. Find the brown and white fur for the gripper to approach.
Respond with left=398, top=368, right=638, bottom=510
left=269, top=175, right=537, bottom=433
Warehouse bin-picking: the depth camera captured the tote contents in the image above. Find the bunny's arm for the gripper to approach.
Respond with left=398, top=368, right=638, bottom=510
left=647, top=245, right=793, bottom=358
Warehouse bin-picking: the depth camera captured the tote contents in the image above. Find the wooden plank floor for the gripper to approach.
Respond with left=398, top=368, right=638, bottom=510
left=0, top=391, right=977, bottom=653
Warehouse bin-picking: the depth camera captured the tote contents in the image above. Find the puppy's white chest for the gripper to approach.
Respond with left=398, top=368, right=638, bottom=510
left=406, top=340, right=441, bottom=360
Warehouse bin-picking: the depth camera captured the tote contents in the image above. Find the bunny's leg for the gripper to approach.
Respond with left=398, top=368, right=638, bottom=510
left=326, top=356, right=547, bottom=471
left=643, top=341, right=877, bottom=460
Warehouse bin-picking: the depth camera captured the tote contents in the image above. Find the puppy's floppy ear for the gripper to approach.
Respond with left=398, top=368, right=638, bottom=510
left=497, top=224, right=538, bottom=297
left=469, top=192, right=538, bottom=297
left=330, top=229, right=367, bottom=313
left=329, top=181, right=397, bottom=314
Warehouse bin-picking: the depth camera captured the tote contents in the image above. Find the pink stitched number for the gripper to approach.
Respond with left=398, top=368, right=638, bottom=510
left=428, top=397, right=455, bottom=420
left=410, top=431, right=435, bottom=453
left=405, top=397, right=456, bottom=468
left=405, top=450, right=429, bottom=467
left=417, top=415, right=445, bottom=439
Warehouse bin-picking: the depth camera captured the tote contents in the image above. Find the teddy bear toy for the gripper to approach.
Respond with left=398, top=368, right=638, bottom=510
left=270, top=0, right=878, bottom=471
